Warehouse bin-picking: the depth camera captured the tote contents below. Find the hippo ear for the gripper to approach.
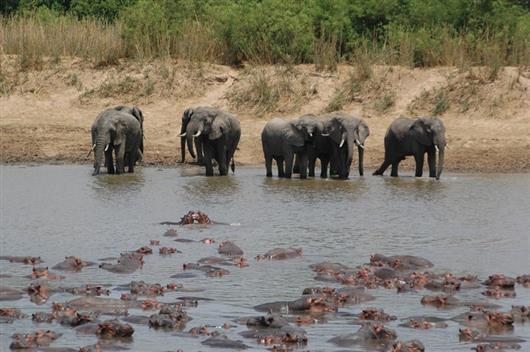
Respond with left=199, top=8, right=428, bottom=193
left=286, top=122, right=305, bottom=147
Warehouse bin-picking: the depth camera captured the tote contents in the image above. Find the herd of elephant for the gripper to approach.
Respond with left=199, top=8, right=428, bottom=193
left=90, top=106, right=447, bottom=179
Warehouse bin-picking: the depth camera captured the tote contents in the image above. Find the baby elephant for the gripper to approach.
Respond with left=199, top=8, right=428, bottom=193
left=373, top=116, right=446, bottom=179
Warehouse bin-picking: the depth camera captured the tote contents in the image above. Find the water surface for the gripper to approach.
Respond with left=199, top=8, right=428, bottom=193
left=1, top=165, right=529, bottom=351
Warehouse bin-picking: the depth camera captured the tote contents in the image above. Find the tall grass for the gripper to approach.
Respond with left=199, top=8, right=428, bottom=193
left=1, top=14, right=529, bottom=69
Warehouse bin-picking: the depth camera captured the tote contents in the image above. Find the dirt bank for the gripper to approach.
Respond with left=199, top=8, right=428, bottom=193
left=1, top=56, right=529, bottom=172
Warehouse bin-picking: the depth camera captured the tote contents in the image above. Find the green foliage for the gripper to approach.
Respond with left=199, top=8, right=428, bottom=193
left=2, top=0, right=529, bottom=66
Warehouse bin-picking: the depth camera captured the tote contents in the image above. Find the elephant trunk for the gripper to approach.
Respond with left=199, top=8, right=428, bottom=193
left=358, top=145, right=364, bottom=176
left=346, top=133, right=354, bottom=168
left=436, top=146, right=444, bottom=180
left=93, top=135, right=106, bottom=176
left=187, top=133, right=196, bottom=159
left=180, top=135, right=186, bottom=162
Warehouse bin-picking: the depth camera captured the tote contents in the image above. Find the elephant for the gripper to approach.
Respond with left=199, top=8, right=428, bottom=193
left=179, top=108, right=203, bottom=165
left=181, top=106, right=241, bottom=176
left=323, top=113, right=370, bottom=179
left=261, top=116, right=320, bottom=179
left=372, top=116, right=446, bottom=179
left=91, top=108, right=143, bottom=175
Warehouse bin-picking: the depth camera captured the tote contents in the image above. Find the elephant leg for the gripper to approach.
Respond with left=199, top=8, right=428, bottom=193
left=105, top=148, right=115, bottom=174
left=308, top=156, right=316, bottom=177
left=265, top=155, right=273, bottom=177
left=128, top=149, right=137, bottom=173
left=390, top=162, right=399, bottom=177
left=277, top=157, right=285, bottom=178
left=217, top=143, right=228, bottom=176
left=203, top=144, right=214, bottom=176
left=373, top=159, right=391, bottom=176
left=427, top=149, right=436, bottom=177
left=298, top=153, right=308, bottom=179
left=284, top=152, right=294, bottom=179
left=292, top=155, right=300, bottom=174
left=320, top=157, right=330, bottom=178
left=414, top=153, right=424, bottom=177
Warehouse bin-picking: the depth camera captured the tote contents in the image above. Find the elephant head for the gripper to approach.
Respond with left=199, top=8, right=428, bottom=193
left=288, top=115, right=319, bottom=146
left=183, top=107, right=227, bottom=157
left=410, top=116, right=446, bottom=179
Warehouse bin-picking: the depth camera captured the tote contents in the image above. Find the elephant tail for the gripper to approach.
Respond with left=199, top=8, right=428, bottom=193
left=231, top=158, right=235, bottom=173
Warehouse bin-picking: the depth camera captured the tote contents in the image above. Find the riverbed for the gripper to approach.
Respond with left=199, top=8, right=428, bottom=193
left=1, top=165, right=529, bottom=351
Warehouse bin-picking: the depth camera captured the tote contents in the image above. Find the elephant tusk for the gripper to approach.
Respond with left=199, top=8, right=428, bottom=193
left=193, top=130, right=202, bottom=138
left=435, top=145, right=439, bottom=152
left=339, top=138, right=345, bottom=148
left=320, top=133, right=330, bottom=136
left=179, top=132, right=187, bottom=137
left=355, top=139, right=365, bottom=149
left=92, top=143, right=96, bottom=150
left=308, top=132, right=313, bottom=138
left=104, top=144, right=109, bottom=152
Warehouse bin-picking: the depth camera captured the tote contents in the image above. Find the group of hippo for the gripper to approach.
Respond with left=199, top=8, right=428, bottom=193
left=91, top=105, right=447, bottom=179
left=1, top=210, right=529, bottom=351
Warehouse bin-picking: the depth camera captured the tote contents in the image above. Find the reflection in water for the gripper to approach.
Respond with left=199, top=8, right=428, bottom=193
left=1, top=166, right=529, bottom=352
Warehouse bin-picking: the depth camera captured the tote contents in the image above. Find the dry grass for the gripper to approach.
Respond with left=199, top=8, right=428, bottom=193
left=226, top=66, right=317, bottom=114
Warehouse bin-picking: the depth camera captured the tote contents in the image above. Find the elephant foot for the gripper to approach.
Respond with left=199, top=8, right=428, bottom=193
left=266, top=173, right=273, bottom=177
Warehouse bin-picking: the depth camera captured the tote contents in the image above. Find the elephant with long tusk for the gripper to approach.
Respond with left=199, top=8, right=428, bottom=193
left=179, top=106, right=241, bottom=176
left=373, top=116, right=446, bottom=179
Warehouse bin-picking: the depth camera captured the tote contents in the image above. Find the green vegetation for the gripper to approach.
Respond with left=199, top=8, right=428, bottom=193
left=1, top=0, right=529, bottom=67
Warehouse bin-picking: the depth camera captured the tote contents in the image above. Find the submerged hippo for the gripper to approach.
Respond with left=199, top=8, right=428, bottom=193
left=10, top=330, right=60, bottom=349
left=99, top=252, right=144, bottom=274
left=0, top=286, right=23, bottom=301
left=241, top=313, right=308, bottom=345
left=256, top=248, right=302, bottom=261
left=254, top=295, right=337, bottom=313
left=160, top=210, right=212, bottom=225
left=52, top=256, right=95, bottom=272
left=218, top=241, right=244, bottom=257
left=328, top=323, right=397, bottom=348
left=202, top=335, right=249, bottom=349
left=370, top=254, right=433, bottom=271
left=0, top=256, right=43, bottom=265
left=148, top=305, right=189, bottom=330
left=96, top=319, right=134, bottom=338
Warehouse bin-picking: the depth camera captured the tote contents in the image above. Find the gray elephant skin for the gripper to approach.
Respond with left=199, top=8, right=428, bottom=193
left=323, top=113, right=369, bottom=179
left=179, top=108, right=204, bottom=165
left=91, top=108, right=143, bottom=176
left=373, top=116, right=446, bottom=179
left=181, top=106, right=241, bottom=176
left=293, top=114, right=333, bottom=178
left=261, top=116, right=320, bottom=179
left=113, top=105, right=145, bottom=165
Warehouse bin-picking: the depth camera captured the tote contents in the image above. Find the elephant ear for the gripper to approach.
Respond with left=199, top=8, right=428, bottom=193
left=410, top=118, right=432, bottom=146
left=286, top=122, right=305, bottom=147
left=132, top=106, right=143, bottom=126
left=208, top=116, right=224, bottom=140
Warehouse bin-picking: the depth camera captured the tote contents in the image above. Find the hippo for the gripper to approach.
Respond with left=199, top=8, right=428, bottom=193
left=58, top=284, right=110, bottom=297
left=482, top=287, right=516, bottom=299
left=66, top=296, right=140, bottom=314
left=58, top=311, right=98, bottom=327
left=484, top=274, right=516, bottom=289
left=218, top=241, right=244, bottom=257
left=0, top=256, right=43, bottom=265
left=473, top=342, right=522, bottom=351
left=420, top=294, right=460, bottom=308
left=160, top=210, right=212, bottom=225
left=458, top=327, right=526, bottom=343
left=183, top=263, right=230, bottom=277
left=32, top=312, right=56, bottom=323
left=99, top=252, right=143, bottom=274
left=148, top=305, right=189, bottom=330
left=452, top=310, right=514, bottom=334
left=0, top=308, right=25, bottom=323
left=159, top=247, right=180, bottom=255
left=511, top=305, right=530, bottom=323
left=29, top=266, right=64, bottom=280
left=328, top=323, right=397, bottom=348
left=27, top=282, right=50, bottom=304
left=390, top=340, right=425, bottom=352
left=10, top=330, right=61, bottom=349
left=256, top=248, right=302, bottom=261
left=399, top=317, right=448, bottom=329
left=254, top=295, right=337, bottom=313
left=52, top=256, right=95, bottom=272
left=125, top=281, right=165, bottom=296
left=163, top=228, right=178, bottom=237
left=0, top=286, right=23, bottom=301
left=357, top=308, right=397, bottom=322
left=241, top=313, right=308, bottom=345
left=96, top=319, right=134, bottom=338
left=370, top=254, right=433, bottom=271
left=516, top=274, right=530, bottom=287
left=202, top=335, right=249, bottom=349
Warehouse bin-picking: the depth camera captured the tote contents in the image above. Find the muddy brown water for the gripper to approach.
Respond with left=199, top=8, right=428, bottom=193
left=1, top=165, right=529, bottom=351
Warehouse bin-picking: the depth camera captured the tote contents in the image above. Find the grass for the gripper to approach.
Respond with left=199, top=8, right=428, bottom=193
left=226, top=66, right=316, bottom=114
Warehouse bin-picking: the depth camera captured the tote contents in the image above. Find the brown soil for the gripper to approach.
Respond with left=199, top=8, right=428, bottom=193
left=1, top=56, right=529, bottom=173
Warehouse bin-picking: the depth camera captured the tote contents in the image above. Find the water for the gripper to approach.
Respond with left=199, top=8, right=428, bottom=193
left=1, top=165, right=529, bottom=351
